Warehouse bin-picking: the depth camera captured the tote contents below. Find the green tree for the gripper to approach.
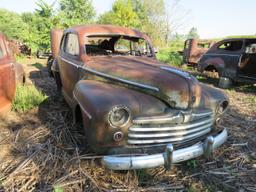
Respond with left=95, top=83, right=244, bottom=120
left=187, top=27, right=199, bottom=39
left=98, top=0, right=140, bottom=28
left=34, top=0, right=56, bottom=50
left=140, top=0, right=166, bottom=46
left=0, top=9, right=29, bottom=41
left=22, top=0, right=61, bottom=52
left=59, top=0, right=95, bottom=27
left=21, top=12, right=40, bottom=51
left=131, top=0, right=147, bottom=24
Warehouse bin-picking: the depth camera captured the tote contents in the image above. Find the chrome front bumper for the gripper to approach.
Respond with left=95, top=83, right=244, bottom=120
left=102, top=128, right=228, bottom=170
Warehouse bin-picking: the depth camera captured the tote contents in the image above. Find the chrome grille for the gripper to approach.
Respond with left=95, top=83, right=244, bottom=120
left=128, top=110, right=214, bottom=145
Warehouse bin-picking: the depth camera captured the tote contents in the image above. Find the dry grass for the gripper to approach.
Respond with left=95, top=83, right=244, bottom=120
left=0, top=59, right=255, bottom=191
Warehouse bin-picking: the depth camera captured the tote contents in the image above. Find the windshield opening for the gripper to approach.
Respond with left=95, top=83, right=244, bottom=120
left=85, top=35, right=153, bottom=57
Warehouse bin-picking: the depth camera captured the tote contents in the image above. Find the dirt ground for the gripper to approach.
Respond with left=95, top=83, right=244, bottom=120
left=0, top=58, right=255, bottom=191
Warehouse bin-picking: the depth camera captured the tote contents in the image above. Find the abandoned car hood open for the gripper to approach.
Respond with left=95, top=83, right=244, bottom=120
left=85, top=56, right=201, bottom=109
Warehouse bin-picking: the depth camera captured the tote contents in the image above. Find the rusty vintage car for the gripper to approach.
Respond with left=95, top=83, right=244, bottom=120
left=50, top=25, right=229, bottom=170
left=198, top=38, right=256, bottom=88
left=182, top=39, right=214, bottom=66
left=0, top=33, right=25, bottom=114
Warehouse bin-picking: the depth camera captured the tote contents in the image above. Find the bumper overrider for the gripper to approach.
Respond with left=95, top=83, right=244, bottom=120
left=102, top=128, right=228, bottom=170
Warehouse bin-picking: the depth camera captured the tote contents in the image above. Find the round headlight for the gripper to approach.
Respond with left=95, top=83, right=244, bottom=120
left=108, top=106, right=131, bottom=128
left=216, top=100, right=229, bottom=115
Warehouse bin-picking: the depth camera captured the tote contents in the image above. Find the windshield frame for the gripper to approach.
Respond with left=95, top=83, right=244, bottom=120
left=84, top=34, right=155, bottom=58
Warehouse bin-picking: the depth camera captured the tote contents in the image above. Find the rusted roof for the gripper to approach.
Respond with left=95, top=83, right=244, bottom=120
left=66, top=24, right=151, bottom=41
left=220, top=38, right=256, bottom=42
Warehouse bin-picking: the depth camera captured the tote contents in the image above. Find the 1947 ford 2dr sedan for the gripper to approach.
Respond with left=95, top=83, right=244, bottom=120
left=50, top=25, right=229, bottom=170
left=0, top=32, right=25, bottom=114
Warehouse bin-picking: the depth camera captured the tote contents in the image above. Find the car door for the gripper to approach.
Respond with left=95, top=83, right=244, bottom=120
left=209, top=40, right=243, bottom=78
left=218, top=40, right=243, bottom=75
left=58, top=32, right=81, bottom=103
left=0, top=36, right=16, bottom=113
left=238, top=39, right=256, bottom=79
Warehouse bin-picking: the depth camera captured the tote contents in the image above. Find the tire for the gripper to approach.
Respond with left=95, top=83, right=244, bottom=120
left=22, top=75, right=26, bottom=84
left=53, top=71, right=62, bottom=94
left=218, top=77, right=233, bottom=89
left=47, top=56, right=54, bottom=77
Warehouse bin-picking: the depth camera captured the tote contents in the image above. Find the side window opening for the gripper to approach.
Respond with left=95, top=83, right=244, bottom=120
left=218, top=41, right=243, bottom=51
left=0, top=39, right=6, bottom=59
left=185, top=40, right=190, bottom=49
left=60, top=35, right=66, bottom=52
left=65, top=33, right=79, bottom=56
left=197, top=43, right=210, bottom=48
left=245, top=41, right=256, bottom=54
left=85, top=35, right=153, bottom=57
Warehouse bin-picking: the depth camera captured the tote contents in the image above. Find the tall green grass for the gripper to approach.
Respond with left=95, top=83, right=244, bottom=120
left=157, top=50, right=183, bottom=67
left=12, top=85, right=47, bottom=112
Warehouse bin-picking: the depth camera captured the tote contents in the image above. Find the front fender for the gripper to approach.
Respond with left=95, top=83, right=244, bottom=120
left=73, top=80, right=167, bottom=153
left=198, top=83, right=229, bottom=115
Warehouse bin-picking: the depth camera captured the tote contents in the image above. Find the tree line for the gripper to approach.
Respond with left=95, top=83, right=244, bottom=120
left=0, top=0, right=198, bottom=53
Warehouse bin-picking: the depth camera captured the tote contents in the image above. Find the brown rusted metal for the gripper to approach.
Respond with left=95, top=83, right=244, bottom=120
left=51, top=25, right=229, bottom=155
left=51, top=29, right=63, bottom=59
left=0, top=32, right=25, bottom=114
left=198, top=38, right=256, bottom=86
left=183, top=39, right=214, bottom=66
left=0, top=33, right=16, bottom=114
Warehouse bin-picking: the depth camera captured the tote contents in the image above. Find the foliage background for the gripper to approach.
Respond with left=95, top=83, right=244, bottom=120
left=0, top=0, right=199, bottom=54
left=0, top=0, right=209, bottom=69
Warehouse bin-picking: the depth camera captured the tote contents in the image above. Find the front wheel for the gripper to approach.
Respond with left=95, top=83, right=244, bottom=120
left=47, top=56, right=54, bottom=77
left=53, top=71, right=62, bottom=94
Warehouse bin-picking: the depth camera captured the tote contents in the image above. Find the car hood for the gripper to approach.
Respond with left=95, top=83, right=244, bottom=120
left=84, top=56, right=201, bottom=109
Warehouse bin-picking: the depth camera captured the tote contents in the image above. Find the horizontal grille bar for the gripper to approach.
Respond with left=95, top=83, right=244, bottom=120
left=128, top=128, right=211, bottom=144
left=133, top=110, right=213, bottom=125
left=128, top=109, right=214, bottom=146
left=128, top=122, right=212, bottom=138
left=129, top=118, right=213, bottom=132
left=192, top=111, right=213, bottom=118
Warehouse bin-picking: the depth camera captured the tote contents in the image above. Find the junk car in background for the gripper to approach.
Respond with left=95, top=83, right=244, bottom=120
left=182, top=39, right=215, bottom=66
left=49, top=25, right=229, bottom=170
left=198, top=38, right=256, bottom=88
left=8, top=39, right=31, bottom=56
left=0, top=33, right=25, bottom=114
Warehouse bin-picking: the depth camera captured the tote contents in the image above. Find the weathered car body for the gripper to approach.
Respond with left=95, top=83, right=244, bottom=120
left=51, top=25, right=229, bottom=170
left=198, top=38, right=256, bottom=87
left=183, top=39, right=214, bottom=66
left=0, top=33, right=25, bottom=114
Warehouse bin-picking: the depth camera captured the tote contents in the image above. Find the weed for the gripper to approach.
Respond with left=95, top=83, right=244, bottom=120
left=32, top=62, right=44, bottom=69
left=196, top=75, right=206, bottom=81
left=54, top=185, right=64, bottom=192
left=136, top=169, right=151, bottom=185
left=12, top=84, right=47, bottom=112
left=186, top=160, right=198, bottom=169
left=157, top=49, right=183, bottom=67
